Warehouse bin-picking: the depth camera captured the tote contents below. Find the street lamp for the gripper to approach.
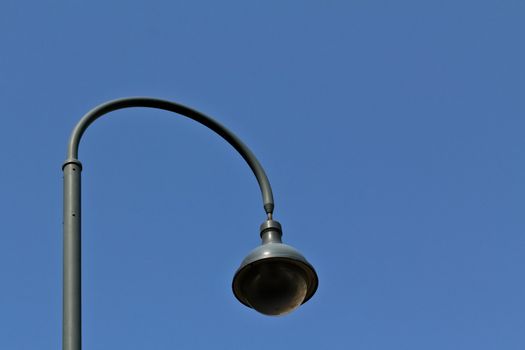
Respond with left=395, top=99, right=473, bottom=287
left=62, top=97, right=318, bottom=350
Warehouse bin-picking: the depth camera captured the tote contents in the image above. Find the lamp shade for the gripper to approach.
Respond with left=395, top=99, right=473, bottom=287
left=232, top=220, right=318, bottom=316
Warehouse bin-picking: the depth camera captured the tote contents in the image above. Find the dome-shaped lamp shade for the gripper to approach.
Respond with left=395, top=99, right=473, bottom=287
left=232, top=221, right=318, bottom=316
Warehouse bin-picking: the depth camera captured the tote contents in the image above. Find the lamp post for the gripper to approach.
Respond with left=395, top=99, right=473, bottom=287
left=62, top=97, right=318, bottom=350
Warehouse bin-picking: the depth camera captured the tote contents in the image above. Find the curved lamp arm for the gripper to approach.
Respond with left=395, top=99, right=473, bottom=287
left=64, top=96, right=275, bottom=215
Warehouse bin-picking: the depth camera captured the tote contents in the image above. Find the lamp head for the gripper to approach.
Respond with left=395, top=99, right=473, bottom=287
left=232, top=220, right=318, bottom=316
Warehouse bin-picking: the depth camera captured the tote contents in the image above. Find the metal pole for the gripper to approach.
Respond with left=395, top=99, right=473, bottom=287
left=63, top=97, right=276, bottom=350
left=63, top=160, right=82, bottom=350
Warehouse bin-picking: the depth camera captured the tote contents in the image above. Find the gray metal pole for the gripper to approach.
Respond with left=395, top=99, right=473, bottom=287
left=62, top=97, right=276, bottom=350
left=63, top=160, right=82, bottom=350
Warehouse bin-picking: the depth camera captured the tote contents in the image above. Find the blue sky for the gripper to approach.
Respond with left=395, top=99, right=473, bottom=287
left=1, top=1, right=524, bottom=349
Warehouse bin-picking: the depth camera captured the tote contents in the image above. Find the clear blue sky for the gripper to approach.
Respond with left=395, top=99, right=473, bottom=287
left=1, top=1, right=524, bottom=349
